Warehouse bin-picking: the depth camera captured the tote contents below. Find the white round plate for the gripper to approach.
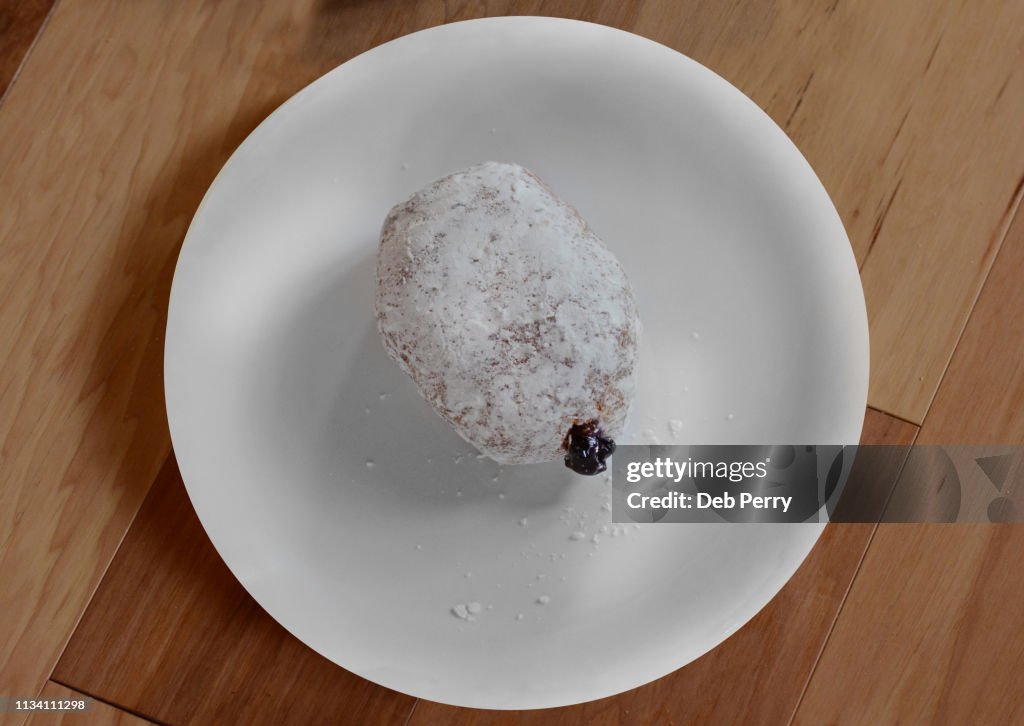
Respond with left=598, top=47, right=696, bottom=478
left=165, top=17, right=868, bottom=710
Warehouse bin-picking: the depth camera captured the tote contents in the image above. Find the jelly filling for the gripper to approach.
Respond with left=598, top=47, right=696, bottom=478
left=563, top=420, right=616, bottom=476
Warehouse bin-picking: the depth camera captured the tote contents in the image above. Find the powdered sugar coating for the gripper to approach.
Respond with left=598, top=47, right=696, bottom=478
left=376, top=162, right=639, bottom=464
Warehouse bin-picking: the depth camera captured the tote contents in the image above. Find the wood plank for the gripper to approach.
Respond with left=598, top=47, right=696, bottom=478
left=909, top=219, right=1024, bottom=450
left=855, top=0, right=1024, bottom=423
left=52, top=455, right=415, bottom=725
left=4, top=0, right=1021, bottom=713
left=409, top=409, right=917, bottom=726
left=794, top=202, right=1024, bottom=723
left=0, top=0, right=54, bottom=101
left=630, top=0, right=1024, bottom=424
left=0, top=0, right=452, bottom=704
left=24, top=683, right=151, bottom=725
left=0, top=0, right=214, bottom=702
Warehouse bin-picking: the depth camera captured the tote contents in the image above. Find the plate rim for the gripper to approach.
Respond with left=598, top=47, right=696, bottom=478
left=164, top=15, right=869, bottom=710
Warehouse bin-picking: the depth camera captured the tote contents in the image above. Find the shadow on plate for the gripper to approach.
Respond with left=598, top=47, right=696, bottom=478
left=252, top=250, right=576, bottom=512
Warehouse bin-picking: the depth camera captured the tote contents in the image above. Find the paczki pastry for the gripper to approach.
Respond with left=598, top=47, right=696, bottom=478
left=375, top=162, right=639, bottom=475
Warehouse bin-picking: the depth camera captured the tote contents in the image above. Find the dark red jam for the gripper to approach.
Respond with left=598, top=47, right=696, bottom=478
left=563, top=420, right=616, bottom=476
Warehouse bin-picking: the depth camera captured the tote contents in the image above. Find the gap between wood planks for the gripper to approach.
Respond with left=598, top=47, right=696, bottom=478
left=0, top=0, right=61, bottom=109
left=786, top=184, right=1024, bottom=724
left=46, top=678, right=164, bottom=725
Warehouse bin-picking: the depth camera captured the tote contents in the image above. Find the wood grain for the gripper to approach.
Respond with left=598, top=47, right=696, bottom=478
left=3, top=0, right=1023, bottom=718
left=855, top=0, right=1024, bottom=423
left=52, top=455, right=415, bottom=726
left=25, top=683, right=151, bottom=726
left=409, top=410, right=918, bottom=726
left=0, top=0, right=54, bottom=102
left=0, top=0, right=443, bottom=705
left=629, top=0, right=1024, bottom=423
left=794, top=202, right=1024, bottom=723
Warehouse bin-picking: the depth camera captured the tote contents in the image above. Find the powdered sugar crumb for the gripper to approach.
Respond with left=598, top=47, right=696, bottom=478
left=451, top=601, right=483, bottom=621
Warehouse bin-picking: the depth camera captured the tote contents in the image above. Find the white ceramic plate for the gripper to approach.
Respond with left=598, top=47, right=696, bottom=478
left=165, top=17, right=868, bottom=710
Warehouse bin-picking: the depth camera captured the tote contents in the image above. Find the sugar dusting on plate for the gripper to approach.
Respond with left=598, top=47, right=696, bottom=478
left=451, top=601, right=484, bottom=621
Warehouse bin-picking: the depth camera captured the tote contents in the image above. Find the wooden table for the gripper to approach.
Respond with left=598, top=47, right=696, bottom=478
left=2, top=1, right=1023, bottom=724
